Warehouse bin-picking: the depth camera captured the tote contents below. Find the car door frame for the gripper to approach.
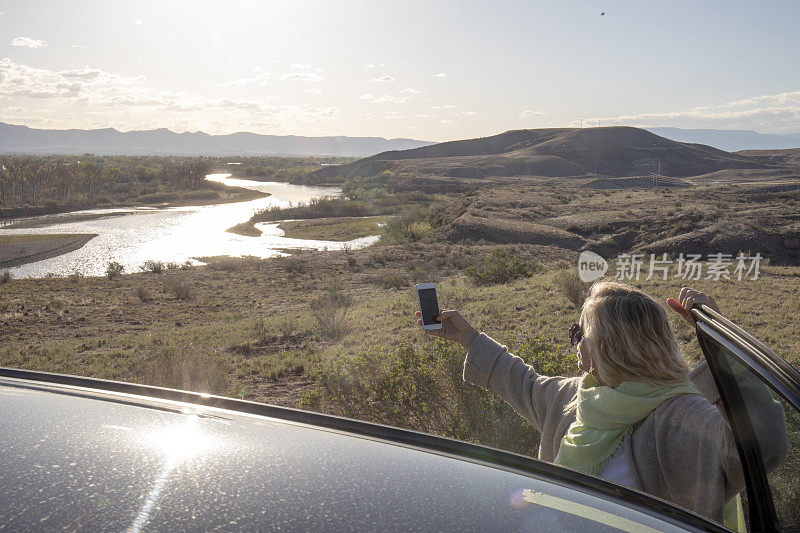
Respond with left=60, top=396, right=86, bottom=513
left=692, top=304, right=800, bottom=532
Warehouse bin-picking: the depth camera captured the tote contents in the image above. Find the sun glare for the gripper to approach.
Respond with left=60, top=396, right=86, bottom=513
left=144, top=415, right=217, bottom=463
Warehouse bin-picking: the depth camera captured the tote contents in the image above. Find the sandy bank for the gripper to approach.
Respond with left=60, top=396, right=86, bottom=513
left=0, top=234, right=98, bottom=269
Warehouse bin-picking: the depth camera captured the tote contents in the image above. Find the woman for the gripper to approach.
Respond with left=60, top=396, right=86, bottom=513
left=416, top=281, right=786, bottom=528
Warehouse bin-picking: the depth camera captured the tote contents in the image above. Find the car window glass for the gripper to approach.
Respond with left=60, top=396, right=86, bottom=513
left=703, top=331, right=798, bottom=531
left=764, top=391, right=800, bottom=530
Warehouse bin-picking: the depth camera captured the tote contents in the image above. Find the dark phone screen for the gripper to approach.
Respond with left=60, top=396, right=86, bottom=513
left=418, top=288, right=440, bottom=326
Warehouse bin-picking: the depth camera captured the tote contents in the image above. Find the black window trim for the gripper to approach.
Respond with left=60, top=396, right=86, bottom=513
left=693, top=305, right=800, bottom=412
left=0, top=366, right=726, bottom=533
left=692, top=304, right=800, bottom=532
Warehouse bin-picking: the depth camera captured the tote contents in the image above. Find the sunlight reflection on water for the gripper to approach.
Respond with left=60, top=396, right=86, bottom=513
left=1, top=173, right=379, bottom=278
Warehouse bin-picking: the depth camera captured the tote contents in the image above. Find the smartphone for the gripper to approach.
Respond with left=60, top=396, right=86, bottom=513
left=416, top=282, right=442, bottom=330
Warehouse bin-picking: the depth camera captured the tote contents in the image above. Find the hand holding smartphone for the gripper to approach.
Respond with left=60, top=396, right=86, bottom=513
left=416, top=282, right=442, bottom=330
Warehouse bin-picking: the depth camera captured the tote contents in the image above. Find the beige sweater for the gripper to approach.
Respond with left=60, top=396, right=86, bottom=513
left=463, top=332, right=788, bottom=523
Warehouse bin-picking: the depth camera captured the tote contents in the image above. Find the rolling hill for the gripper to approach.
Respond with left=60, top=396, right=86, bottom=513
left=0, top=122, right=434, bottom=157
left=309, top=127, right=793, bottom=181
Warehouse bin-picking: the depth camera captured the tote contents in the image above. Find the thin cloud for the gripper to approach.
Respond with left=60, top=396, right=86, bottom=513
left=280, top=72, right=323, bottom=82
left=290, top=62, right=311, bottom=69
left=0, top=58, right=338, bottom=132
left=216, top=72, right=272, bottom=87
left=358, top=93, right=408, bottom=104
left=519, top=110, right=545, bottom=118
left=368, top=75, right=394, bottom=83
left=134, top=19, right=142, bottom=25
left=434, top=72, right=447, bottom=78
left=10, top=37, right=46, bottom=48
left=582, top=90, right=800, bottom=132
left=399, top=88, right=421, bottom=94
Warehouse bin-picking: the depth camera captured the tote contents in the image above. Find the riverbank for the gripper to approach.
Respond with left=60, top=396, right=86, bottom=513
left=0, top=233, right=98, bottom=269
left=0, top=182, right=268, bottom=228
left=227, top=215, right=391, bottom=240
left=278, top=216, right=390, bottom=240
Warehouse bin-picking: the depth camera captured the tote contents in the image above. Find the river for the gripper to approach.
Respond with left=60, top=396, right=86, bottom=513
left=1, top=173, right=379, bottom=278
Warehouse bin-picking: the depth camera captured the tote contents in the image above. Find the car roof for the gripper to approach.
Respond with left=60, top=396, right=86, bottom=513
left=0, top=371, right=721, bottom=532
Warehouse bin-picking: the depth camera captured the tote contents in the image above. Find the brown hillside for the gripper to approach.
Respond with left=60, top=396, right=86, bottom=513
left=310, top=127, right=789, bottom=181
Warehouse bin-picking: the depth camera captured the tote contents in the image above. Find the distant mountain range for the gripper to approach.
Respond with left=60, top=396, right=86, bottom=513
left=310, top=127, right=800, bottom=181
left=645, top=127, right=800, bottom=152
left=0, top=122, right=434, bottom=157
left=2, top=121, right=798, bottom=159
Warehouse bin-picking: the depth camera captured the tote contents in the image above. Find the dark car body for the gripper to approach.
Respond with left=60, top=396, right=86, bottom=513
left=1, top=305, right=798, bottom=531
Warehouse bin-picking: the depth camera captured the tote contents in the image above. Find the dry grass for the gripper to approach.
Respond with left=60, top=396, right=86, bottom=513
left=555, top=270, right=588, bottom=308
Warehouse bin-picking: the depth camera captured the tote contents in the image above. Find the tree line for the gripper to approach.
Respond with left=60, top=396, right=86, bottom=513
left=0, top=154, right=211, bottom=208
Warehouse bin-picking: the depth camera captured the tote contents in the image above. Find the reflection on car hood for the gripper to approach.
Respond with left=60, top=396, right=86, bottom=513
left=0, top=378, right=687, bottom=532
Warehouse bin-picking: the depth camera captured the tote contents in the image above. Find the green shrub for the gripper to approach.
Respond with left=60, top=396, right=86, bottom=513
left=105, top=261, right=124, bottom=280
left=380, top=207, right=434, bottom=244
left=253, top=197, right=372, bottom=222
left=0, top=270, right=11, bottom=284
left=465, top=250, right=535, bottom=285
left=305, top=336, right=575, bottom=455
left=141, top=260, right=165, bottom=274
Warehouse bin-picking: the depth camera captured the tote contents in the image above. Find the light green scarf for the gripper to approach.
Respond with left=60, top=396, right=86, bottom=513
left=555, top=373, right=700, bottom=475
left=556, top=374, right=744, bottom=532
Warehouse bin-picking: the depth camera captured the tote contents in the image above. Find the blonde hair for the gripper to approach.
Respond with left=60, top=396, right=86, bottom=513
left=580, top=281, right=689, bottom=387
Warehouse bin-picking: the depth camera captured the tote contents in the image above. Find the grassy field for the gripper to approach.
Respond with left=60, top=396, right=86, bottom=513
left=2, top=177, right=800, bottom=459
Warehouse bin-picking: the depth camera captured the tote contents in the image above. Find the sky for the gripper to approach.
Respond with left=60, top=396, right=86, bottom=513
left=0, top=0, right=799, bottom=141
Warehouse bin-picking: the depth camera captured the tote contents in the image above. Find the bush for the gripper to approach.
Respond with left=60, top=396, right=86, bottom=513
left=208, top=257, right=242, bottom=272
left=305, top=335, right=575, bottom=455
left=0, top=270, right=11, bottom=284
left=141, top=260, right=165, bottom=274
left=253, top=318, right=271, bottom=343
left=465, top=250, right=535, bottom=285
left=163, top=279, right=193, bottom=300
left=105, top=261, right=124, bottom=280
left=136, top=286, right=151, bottom=302
left=310, top=286, right=353, bottom=339
left=342, top=245, right=359, bottom=271
left=555, top=269, right=587, bottom=308
left=134, top=344, right=230, bottom=394
left=252, top=197, right=372, bottom=222
left=380, top=208, right=434, bottom=244
left=379, top=273, right=409, bottom=289
left=277, top=315, right=299, bottom=337
left=279, top=255, right=308, bottom=274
